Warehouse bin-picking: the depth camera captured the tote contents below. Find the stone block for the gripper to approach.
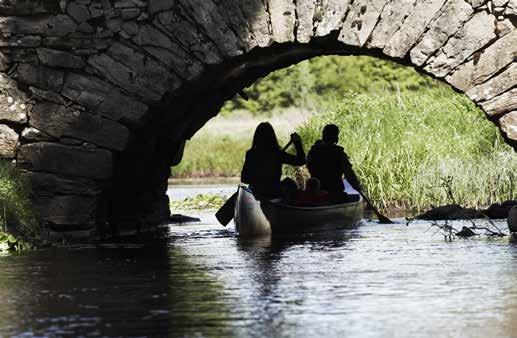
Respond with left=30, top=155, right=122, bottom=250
left=24, top=171, right=101, bottom=196
left=106, top=42, right=170, bottom=95
left=469, top=0, right=487, bottom=7
left=446, top=29, right=517, bottom=91
left=239, top=0, right=273, bottom=47
left=295, top=0, right=316, bottom=43
left=314, top=0, right=351, bottom=37
left=77, top=22, right=95, bottom=34
left=148, top=0, right=174, bottom=14
left=499, top=111, right=517, bottom=142
left=67, top=2, right=91, bottom=22
left=0, top=95, right=28, bottom=124
left=37, top=48, right=85, bottom=69
left=43, top=36, right=112, bottom=50
left=384, top=0, right=447, bottom=58
left=134, top=24, right=204, bottom=80
left=212, top=0, right=257, bottom=51
left=121, top=21, right=139, bottom=36
left=0, top=35, right=41, bottom=48
left=29, top=102, right=130, bottom=151
left=466, top=63, right=517, bottom=102
left=0, top=15, right=76, bottom=36
left=61, top=73, right=148, bottom=125
left=0, top=73, right=29, bottom=124
left=30, top=86, right=66, bottom=105
left=367, top=0, right=417, bottom=49
left=0, top=49, right=38, bottom=65
left=267, top=0, right=296, bottom=43
left=33, top=194, right=97, bottom=227
left=0, top=124, right=18, bottom=158
left=18, top=142, right=113, bottom=179
left=154, top=12, right=222, bottom=64
left=17, top=63, right=64, bottom=91
left=424, top=12, right=497, bottom=78
left=410, top=0, right=473, bottom=66
left=88, top=53, right=164, bottom=101
left=121, top=8, right=140, bottom=20
left=21, top=127, right=53, bottom=142
left=177, top=0, right=242, bottom=58
left=480, top=88, right=517, bottom=116
left=0, top=52, right=7, bottom=71
left=339, top=0, right=387, bottom=47
left=0, top=0, right=60, bottom=15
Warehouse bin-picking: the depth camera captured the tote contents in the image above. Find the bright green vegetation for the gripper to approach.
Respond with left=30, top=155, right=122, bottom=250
left=170, top=194, right=227, bottom=210
left=295, top=90, right=516, bottom=212
left=0, top=161, right=36, bottom=253
left=222, top=55, right=440, bottom=115
left=172, top=55, right=516, bottom=211
left=173, top=134, right=249, bottom=178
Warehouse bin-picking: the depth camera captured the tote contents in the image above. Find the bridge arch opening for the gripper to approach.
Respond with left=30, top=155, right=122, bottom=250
left=172, top=52, right=516, bottom=213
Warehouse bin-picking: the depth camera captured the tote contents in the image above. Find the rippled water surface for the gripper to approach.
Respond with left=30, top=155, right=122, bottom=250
left=0, top=212, right=515, bottom=337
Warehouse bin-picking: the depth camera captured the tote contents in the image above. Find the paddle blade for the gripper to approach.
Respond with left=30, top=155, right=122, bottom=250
left=377, top=213, right=395, bottom=224
left=215, top=192, right=237, bottom=226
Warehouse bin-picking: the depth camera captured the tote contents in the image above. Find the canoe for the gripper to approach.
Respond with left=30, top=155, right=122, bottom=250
left=234, top=185, right=363, bottom=237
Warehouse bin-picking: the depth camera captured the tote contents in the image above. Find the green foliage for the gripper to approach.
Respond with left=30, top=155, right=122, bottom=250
left=295, top=89, right=516, bottom=211
left=221, top=55, right=441, bottom=115
left=173, top=134, right=249, bottom=178
left=0, top=160, right=36, bottom=252
left=170, top=194, right=227, bottom=210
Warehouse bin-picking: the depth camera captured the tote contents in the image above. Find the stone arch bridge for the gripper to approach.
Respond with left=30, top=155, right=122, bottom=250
left=0, top=0, right=515, bottom=234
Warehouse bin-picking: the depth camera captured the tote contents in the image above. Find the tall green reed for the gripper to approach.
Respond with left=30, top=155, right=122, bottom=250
left=296, top=89, right=516, bottom=212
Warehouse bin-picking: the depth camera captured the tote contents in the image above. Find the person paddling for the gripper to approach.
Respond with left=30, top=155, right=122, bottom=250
left=241, top=122, right=305, bottom=199
left=306, top=124, right=361, bottom=202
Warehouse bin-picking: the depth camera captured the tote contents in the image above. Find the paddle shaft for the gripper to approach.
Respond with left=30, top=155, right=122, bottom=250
left=357, top=190, right=394, bottom=224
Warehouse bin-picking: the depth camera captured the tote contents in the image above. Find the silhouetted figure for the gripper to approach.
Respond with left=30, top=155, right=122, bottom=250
left=295, top=177, right=329, bottom=207
left=307, top=124, right=361, bottom=202
left=241, top=122, right=305, bottom=199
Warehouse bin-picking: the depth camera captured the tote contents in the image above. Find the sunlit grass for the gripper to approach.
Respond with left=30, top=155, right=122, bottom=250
left=296, top=89, right=516, bottom=212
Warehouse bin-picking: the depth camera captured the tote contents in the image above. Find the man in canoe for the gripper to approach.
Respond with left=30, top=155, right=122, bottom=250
left=306, top=124, right=361, bottom=203
left=241, top=122, right=305, bottom=199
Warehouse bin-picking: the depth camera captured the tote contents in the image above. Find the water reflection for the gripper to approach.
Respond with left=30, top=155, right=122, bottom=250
left=0, top=241, right=235, bottom=337
left=1, top=220, right=517, bottom=337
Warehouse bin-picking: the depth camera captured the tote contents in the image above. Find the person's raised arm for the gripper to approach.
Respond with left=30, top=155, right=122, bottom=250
left=280, top=133, right=305, bottom=166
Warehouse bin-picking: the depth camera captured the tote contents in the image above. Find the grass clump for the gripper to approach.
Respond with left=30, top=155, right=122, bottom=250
left=295, top=89, right=516, bottom=212
left=0, top=160, right=37, bottom=253
left=173, top=135, right=249, bottom=178
left=170, top=194, right=228, bottom=211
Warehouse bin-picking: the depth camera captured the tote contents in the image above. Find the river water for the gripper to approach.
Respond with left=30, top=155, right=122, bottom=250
left=0, top=185, right=515, bottom=337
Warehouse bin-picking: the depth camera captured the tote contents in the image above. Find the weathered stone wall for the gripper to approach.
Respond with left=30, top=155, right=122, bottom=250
left=0, top=0, right=515, bottom=235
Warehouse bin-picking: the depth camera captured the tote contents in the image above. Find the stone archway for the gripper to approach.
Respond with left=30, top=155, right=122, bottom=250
left=0, top=0, right=515, bottom=234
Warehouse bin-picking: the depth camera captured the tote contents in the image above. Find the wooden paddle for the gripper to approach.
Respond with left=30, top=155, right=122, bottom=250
left=357, top=191, right=394, bottom=224
left=215, top=140, right=294, bottom=226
